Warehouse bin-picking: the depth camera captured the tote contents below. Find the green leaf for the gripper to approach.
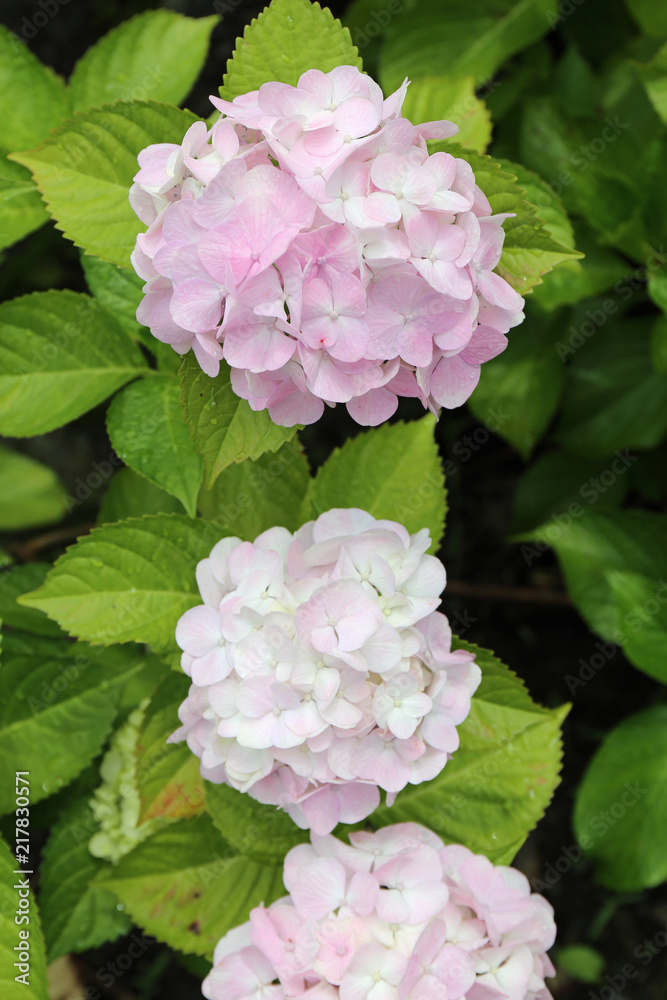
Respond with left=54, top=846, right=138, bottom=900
left=0, top=643, right=155, bottom=813
left=82, top=258, right=181, bottom=369
left=402, top=76, right=492, bottom=153
left=371, top=640, right=568, bottom=863
left=11, top=101, right=199, bottom=266
left=531, top=224, right=628, bottom=312
left=0, top=158, right=49, bottom=253
left=136, top=674, right=206, bottom=823
left=0, top=290, right=146, bottom=437
left=624, top=0, right=667, bottom=36
left=574, top=705, right=667, bottom=890
left=532, top=508, right=667, bottom=640
left=206, top=784, right=308, bottom=865
left=221, top=0, right=361, bottom=99
left=0, top=564, right=64, bottom=638
left=494, top=157, right=583, bottom=290
left=39, top=798, right=131, bottom=962
left=438, top=144, right=581, bottom=294
left=19, top=514, right=217, bottom=652
left=0, top=27, right=69, bottom=154
left=179, top=354, right=297, bottom=487
left=307, top=417, right=446, bottom=550
left=107, top=376, right=204, bottom=518
left=651, top=313, right=667, bottom=374
left=340, top=0, right=396, bottom=73
left=648, top=264, right=667, bottom=315
left=554, top=312, right=667, bottom=457
left=0, top=836, right=48, bottom=1000
left=606, top=571, right=667, bottom=684
left=197, top=440, right=311, bottom=536
left=635, top=43, right=667, bottom=124
left=556, top=945, right=605, bottom=985
left=468, top=310, right=564, bottom=459
left=0, top=445, right=65, bottom=530
left=69, top=11, right=218, bottom=111
left=510, top=450, right=629, bottom=536
left=96, top=815, right=284, bottom=956
left=519, top=94, right=653, bottom=258
left=81, top=255, right=144, bottom=337
left=99, top=468, right=184, bottom=524
left=379, top=0, right=557, bottom=93
left=0, top=27, right=69, bottom=252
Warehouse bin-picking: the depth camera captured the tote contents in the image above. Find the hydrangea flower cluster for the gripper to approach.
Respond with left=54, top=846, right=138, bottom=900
left=130, top=66, right=524, bottom=427
left=169, top=508, right=481, bottom=834
left=202, top=823, right=556, bottom=1000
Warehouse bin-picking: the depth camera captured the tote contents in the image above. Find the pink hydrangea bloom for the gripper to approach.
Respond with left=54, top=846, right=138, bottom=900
left=169, top=509, right=481, bottom=834
left=130, top=67, right=523, bottom=426
left=202, top=823, right=556, bottom=1000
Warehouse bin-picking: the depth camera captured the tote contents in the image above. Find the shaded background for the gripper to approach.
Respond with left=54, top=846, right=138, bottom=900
left=1, top=0, right=666, bottom=998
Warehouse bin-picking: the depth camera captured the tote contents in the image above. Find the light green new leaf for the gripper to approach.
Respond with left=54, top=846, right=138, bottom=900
left=0, top=290, right=146, bottom=437
left=0, top=643, right=156, bottom=814
left=380, top=0, right=557, bottom=93
left=532, top=508, right=667, bottom=641
left=11, top=102, right=199, bottom=266
left=222, top=0, right=361, bottom=99
left=437, top=144, right=581, bottom=294
left=99, top=468, right=184, bottom=524
left=467, top=310, right=564, bottom=459
left=371, top=641, right=568, bottom=863
left=402, top=76, right=492, bottom=153
left=0, top=158, right=49, bottom=253
left=136, top=674, right=206, bottom=823
left=0, top=837, right=48, bottom=1000
left=19, top=515, right=215, bottom=652
left=206, top=784, right=309, bottom=866
left=307, top=417, right=446, bottom=550
left=179, top=354, right=297, bottom=487
left=69, top=11, right=218, bottom=111
left=39, top=798, right=131, bottom=962
left=198, top=440, right=311, bottom=536
left=0, top=564, right=64, bottom=638
left=554, top=314, right=667, bottom=457
left=0, top=446, right=65, bottom=530
left=0, top=26, right=69, bottom=154
left=96, top=815, right=284, bottom=957
left=574, top=705, right=667, bottom=890
left=107, top=376, right=204, bottom=517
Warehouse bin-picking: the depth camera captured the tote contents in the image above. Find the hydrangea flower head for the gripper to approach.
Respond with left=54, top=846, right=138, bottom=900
left=130, top=66, right=523, bottom=426
left=202, top=822, right=556, bottom=999
left=169, top=509, right=481, bottom=834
